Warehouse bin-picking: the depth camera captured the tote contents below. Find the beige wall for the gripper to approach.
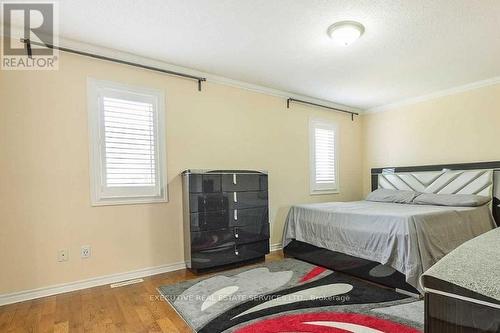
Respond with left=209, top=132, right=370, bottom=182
left=362, top=83, right=500, bottom=194
left=0, top=50, right=363, bottom=294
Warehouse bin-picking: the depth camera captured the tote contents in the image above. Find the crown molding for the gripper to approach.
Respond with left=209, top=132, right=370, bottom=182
left=1, top=29, right=361, bottom=114
left=366, top=76, right=500, bottom=114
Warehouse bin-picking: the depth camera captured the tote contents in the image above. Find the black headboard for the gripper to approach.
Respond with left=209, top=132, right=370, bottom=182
left=371, top=161, right=500, bottom=226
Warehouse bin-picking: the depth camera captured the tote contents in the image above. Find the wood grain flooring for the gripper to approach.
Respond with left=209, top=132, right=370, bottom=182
left=0, top=252, right=283, bottom=333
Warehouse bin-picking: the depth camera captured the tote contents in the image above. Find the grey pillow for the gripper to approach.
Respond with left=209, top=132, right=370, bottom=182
left=413, top=193, right=490, bottom=207
left=366, top=189, right=420, bottom=204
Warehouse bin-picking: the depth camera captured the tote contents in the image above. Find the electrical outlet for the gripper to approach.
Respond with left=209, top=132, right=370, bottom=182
left=81, top=245, right=91, bottom=259
left=58, top=249, right=68, bottom=262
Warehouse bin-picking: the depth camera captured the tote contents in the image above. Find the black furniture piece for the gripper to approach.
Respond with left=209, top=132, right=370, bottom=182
left=423, top=280, right=500, bottom=333
left=182, top=170, right=269, bottom=272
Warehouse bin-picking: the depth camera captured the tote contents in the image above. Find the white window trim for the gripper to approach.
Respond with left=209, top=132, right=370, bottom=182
left=309, top=118, right=340, bottom=195
left=87, top=78, right=168, bottom=206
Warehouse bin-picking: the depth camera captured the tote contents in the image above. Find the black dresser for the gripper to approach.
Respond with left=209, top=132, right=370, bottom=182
left=182, top=170, right=270, bottom=272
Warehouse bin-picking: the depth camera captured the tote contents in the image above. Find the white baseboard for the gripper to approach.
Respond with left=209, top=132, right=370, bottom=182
left=0, top=261, right=186, bottom=306
left=270, top=243, right=283, bottom=252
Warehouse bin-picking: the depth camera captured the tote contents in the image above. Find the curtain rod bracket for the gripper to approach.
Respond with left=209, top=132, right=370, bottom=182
left=21, top=38, right=32, bottom=58
left=197, top=78, right=206, bottom=92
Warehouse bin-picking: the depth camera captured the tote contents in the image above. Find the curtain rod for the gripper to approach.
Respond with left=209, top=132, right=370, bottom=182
left=286, top=98, right=359, bottom=121
left=20, top=38, right=207, bottom=91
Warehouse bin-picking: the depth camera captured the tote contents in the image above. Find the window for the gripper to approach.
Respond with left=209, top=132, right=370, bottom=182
left=309, top=119, right=339, bottom=194
left=87, top=78, right=167, bottom=205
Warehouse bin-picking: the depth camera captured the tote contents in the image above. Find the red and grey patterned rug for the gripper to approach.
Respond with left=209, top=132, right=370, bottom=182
left=158, top=259, right=423, bottom=332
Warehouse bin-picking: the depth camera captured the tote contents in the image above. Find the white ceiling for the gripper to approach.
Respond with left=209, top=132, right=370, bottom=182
left=43, top=1, right=500, bottom=109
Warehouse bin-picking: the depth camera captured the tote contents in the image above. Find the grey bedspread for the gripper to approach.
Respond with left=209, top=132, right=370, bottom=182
left=282, top=201, right=496, bottom=291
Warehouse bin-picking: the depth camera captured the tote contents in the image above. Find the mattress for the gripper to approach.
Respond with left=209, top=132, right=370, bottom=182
left=282, top=200, right=496, bottom=291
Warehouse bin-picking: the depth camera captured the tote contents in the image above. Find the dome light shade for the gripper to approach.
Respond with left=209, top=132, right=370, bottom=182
left=327, top=21, right=365, bottom=47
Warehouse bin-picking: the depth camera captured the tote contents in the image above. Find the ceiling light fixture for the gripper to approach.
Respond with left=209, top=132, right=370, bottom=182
left=327, top=21, right=365, bottom=47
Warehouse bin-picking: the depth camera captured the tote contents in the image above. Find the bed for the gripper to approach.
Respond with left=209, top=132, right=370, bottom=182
left=283, top=162, right=500, bottom=294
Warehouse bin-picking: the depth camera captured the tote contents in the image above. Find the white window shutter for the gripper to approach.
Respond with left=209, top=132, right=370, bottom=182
left=88, top=79, right=167, bottom=205
left=310, top=119, right=339, bottom=193
left=103, top=97, right=157, bottom=187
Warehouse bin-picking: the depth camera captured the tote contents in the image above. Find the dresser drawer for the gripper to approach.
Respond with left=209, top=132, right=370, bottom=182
left=221, top=174, right=267, bottom=192
left=190, top=240, right=269, bottom=269
left=191, top=229, right=235, bottom=251
left=191, top=224, right=269, bottom=252
left=189, top=174, right=221, bottom=193
left=235, top=223, right=270, bottom=244
left=190, top=210, right=228, bottom=231
left=189, top=193, right=224, bottom=213
left=229, top=207, right=268, bottom=227
left=226, top=191, right=268, bottom=210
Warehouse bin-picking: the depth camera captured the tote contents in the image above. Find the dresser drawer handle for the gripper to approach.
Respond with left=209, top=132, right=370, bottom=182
left=233, top=174, right=237, bottom=184
left=234, top=228, right=239, bottom=238
left=234, top=209, right=238, bottom=220
left=234, top=246, right=239, bottom=256
left=233, top=192, right=237, bottom=203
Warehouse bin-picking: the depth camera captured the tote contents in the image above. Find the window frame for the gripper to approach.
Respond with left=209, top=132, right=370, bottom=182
left=87, top=78, right=167, bottom=206
left=309, top=118, right=340, bottom=195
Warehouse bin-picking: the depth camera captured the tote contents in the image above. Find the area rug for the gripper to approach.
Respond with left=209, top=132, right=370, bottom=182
left=158, top=259, right=423, bottom=332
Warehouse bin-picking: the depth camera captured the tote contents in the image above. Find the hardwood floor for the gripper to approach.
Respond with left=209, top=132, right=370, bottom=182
left=0, top=252, right=283, bottom=333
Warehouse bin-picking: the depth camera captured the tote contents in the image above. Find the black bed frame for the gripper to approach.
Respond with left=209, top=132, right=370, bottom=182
left=284, top=161, right=500, bottom=294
